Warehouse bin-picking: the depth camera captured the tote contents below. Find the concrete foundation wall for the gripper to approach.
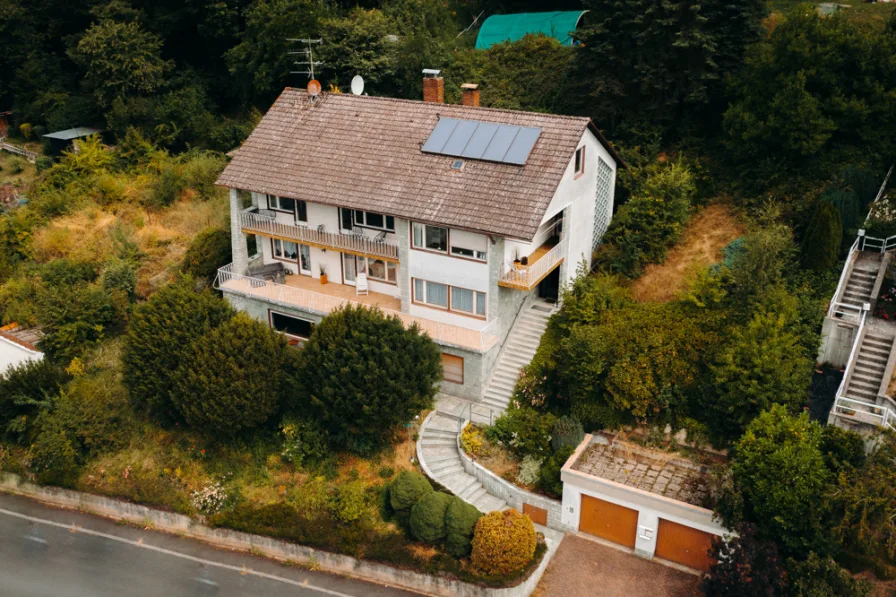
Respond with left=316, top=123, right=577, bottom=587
left=818, top=317, right=858, bottom=368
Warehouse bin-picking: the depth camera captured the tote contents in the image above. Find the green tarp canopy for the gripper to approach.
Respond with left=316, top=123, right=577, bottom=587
left=475, top=11, right=587, bottom=50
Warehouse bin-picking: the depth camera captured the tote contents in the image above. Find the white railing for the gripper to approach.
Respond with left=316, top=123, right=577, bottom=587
left=828, top=235, right=862, bottom=318
left=215, top=264, right=498, bottom=352
left=0, top=140, right=37, bottom=163
left=239, top=208, right=399, bottom=261
left=500, top=243, right=564, bottom=288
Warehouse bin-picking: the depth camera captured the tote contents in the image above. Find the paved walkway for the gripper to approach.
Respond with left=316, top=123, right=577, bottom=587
left=535, top=535, right=700, bottom=597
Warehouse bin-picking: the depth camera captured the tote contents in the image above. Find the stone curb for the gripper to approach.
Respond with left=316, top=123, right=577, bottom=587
left=0, top=471, right=556, bottom=597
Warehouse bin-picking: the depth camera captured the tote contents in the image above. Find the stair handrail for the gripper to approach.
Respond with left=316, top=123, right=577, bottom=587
left=828, top=236, right=861, bottom=318
left=835, top=308, right=868, bottom=402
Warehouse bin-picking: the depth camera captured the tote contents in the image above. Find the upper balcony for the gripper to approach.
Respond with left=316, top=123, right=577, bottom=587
left=498, top=220, right=564, bottom=291
left=239, top=207, right=400, bottom=262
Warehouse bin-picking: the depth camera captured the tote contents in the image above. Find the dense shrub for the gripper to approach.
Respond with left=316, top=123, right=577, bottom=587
left=30, top=426, right=79, bottom=486
left=280, top=415, right=329, bottom=467
left=517, top=456, right=542, bottom=486
left=122, top=281, right=233, bottom=420
left=786, top=553, right=872, bottom=597
left=551, top=416, right=584, bottom=451
left=410, top=491, right=452, bottom=543
left=703, top=523, right=785, bottom=597
left=486, top=406, right=556, bottom=459
left=460, top=423, right=487, bottom=457
left=800, top=201, right=841, bottom=271
left=296, top=304, right=441, bottom=454
left=821, top=186, right=862, bottom=234
left=389, top=471, right=432, bottom=511
left=101, top=260, right=138, bottom=299
left=0, top=359, right=69, bottom=443
left=445, top=497, right=482, bottom=557
left=470, top=509, right=537, bottom=576
left=181, top=226, right=231, bottom=283
left=538, top=445, right=574, bottom=499
left=333, top=480, right=368, bottom=523
left=172, top=314, right=292, bottom=435
left=819, top=425, right=865, bottom=474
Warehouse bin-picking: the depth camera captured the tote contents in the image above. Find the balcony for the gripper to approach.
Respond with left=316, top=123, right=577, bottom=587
left=216, top=264, right=498, bottom=352
left=240, top=207, right=399, bottom=262
left=499, top=240, right=564, bottom=291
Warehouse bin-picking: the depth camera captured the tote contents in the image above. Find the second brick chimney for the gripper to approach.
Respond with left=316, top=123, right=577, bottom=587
left=422, top=69, right=444, bottom=104
left=461, top=83, right=480, bottom=107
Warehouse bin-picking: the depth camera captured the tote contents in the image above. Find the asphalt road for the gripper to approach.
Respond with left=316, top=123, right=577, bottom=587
left=0, top=493, right=420, bottom=597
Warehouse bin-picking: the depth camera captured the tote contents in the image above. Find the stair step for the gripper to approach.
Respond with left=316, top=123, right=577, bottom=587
left=472, top=494, right=506, bottom=513
left=855, top=364, right=886, bottom=377
left=852, top=371, right=883, bottom=385
left=449, top=475, right=479, bottom=496
left=431, top=462, right=464, bottom=476
left=458, top=480, right=485, bottom=501
left=462, top=484, right=487, bottom=503
left=849, top=379, right=881, bottom=393
left=482, top=397, right=509, bottom=410
left=424, top=427, right=459, bottom=437
left=421, top=439, right=457, bottom=448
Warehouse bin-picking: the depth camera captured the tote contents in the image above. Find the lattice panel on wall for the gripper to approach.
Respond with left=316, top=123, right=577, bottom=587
left=592, top=157, right=613, bottom=249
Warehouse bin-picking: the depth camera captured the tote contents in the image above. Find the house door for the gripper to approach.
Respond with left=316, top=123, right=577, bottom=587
left=654, top=519, right=717, bottom=572
left=342, top=253, right=357, bottom=285
left=298, top=244, right=312, bottom=275
left=538, top=268, right=560, bottom=302
left=578, top=495, right=639, bottom=548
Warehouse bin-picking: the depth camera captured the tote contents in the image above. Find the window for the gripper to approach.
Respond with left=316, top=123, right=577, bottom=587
left=272, top=238, right=298, bottom=260
left=451, top=159, right=464, bottom=171
left=267, top=194, right=307, bottom=222
left=270, top=310, right=315, bottom=341
left=413, top=278, right=486, bottom=318
left=412, top=223, right=448, bottom=252
left=366, top=258, right=398, bottom=283
left=441, top=353, right=464, bottom=384
left=353, top=210, right=394, bottom=232
left=340, top=208, right=353, bottom=231
left=574, top=146, right=585, bottom=177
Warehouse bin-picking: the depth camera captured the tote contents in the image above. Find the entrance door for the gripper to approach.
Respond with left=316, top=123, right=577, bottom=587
left=538, top=268, right=560, bottom=302
left=578, top=495, right=639, bottom=548
left=654, top=519, right=716, bottom=572
left=342, top=253, right=357, bottom=285
left=298, top=244, right=311, bottom=275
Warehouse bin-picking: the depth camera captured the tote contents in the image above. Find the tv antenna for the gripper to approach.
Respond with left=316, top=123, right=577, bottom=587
left=287, top=38, right=323, bottom=80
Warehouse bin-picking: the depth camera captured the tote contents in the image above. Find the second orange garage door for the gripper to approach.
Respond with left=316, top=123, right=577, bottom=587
left=578, top=494, right=639, bottom=548
left=654, top=518, right=717, bottom=572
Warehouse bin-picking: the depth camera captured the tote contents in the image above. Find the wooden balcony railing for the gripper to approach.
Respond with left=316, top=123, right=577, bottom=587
left=499, top=243, right=564, bottom=291
left=240, top=208, right=399, bottom=262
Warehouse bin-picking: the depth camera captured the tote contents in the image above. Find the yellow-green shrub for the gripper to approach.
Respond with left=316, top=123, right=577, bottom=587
left=470, top=509, right=536, bottom=576
left=461, top=423, right=486, bottom=457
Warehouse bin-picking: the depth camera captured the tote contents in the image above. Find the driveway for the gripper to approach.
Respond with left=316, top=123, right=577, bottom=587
left=535, top=534, right=701, bottom=597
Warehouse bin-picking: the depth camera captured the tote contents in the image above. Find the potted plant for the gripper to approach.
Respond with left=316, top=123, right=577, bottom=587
left=513, top=249, right=522, bottom=270
left=520, top=255, right=529, bottom=267
left=319, top=264, right=328, bottom=285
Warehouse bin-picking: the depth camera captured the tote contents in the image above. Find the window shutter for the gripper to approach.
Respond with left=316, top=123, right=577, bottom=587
left=441, top=353, right=464, bottom=384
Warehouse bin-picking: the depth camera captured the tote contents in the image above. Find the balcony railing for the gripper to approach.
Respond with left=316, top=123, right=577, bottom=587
left=239, top=207, right=399, bottom=262
left=216, top=264, right=498, bottom=352
left=499, top=243, right=564, bottom=290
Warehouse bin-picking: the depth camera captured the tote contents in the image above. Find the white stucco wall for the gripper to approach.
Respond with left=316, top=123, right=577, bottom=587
left=0, top=336, right=43, bottom=375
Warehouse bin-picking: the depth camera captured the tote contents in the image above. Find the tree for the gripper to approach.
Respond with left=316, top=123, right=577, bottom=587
left=296, top=304, right=441, bottom=454
left=704, top=311, right=813, bottom=443
left=703, top=523, right=786, bottom=597
left=181, top=226, right=231, bottom=284
left=70, top=20, right=173, bottom=108
left=728, top=406, right=831, bottom=556
left=382, top=0, right=456, bottom=99
left=801, top=201, right=842, bottom=271
left=122, top=280, right=233, bottom=421
left=786, top=553, right=873, bottom=597
left=172, top=314, right=292, bottom=435
left=317, top=8, right=398, bottom=91
left=0, top=359, right=69, bottom=443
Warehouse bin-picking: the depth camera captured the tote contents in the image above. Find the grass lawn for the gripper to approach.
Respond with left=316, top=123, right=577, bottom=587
left=0, top=151, right=38, bottom=190
left=769, top=0, right=895, bottom=27
left=630, top=202, right=743, bottom=303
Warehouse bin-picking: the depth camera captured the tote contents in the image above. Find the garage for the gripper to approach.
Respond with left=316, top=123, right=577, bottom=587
left=578, top=494, right=638, bottom=548
left=654, top=518, right=716, bottom=572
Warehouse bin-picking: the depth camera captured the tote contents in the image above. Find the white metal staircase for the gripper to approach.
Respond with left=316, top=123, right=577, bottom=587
left=843, top=333, right=894, bottom=403
left=481, top=299, right=556, bottom=411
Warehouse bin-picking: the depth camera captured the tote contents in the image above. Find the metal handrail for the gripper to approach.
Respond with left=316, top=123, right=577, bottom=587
left=835, top=308, right=868, bottom=400
left=215, top=264, right=499, bottom=352
left=828, top=236, right=861, bottom=317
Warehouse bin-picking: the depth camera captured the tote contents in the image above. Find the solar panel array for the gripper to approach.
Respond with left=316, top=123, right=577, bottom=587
left=421, top=117, right=542, bottom=165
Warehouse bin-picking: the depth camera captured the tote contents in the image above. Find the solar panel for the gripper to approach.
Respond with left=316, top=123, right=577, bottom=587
left=503, top=126, right=543, bottom=165
left=421, top=118, right=459, bottom=153
left=421, top=118, right=542, bottom=165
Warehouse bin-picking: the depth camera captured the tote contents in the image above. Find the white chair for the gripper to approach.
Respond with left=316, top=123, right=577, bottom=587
left=356, top=272, right=369, bottom=296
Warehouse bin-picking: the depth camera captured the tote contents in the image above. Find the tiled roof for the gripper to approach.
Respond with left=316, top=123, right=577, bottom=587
left=217, top=89, right=613, bottom=241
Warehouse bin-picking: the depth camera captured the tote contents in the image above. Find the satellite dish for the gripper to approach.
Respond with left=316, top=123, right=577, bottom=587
left=307, top=79, right=321, bottom=97
left=351, top=75, right=365, bottom=96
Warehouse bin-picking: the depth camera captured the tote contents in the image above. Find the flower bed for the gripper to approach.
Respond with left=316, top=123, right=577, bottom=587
left=875, top=278, right=896, bottom=320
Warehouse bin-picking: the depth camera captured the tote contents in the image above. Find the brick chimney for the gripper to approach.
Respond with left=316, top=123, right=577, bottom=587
left=461, top=83, right=480, bottom=107
left=422, top=69, right=444, bottom=104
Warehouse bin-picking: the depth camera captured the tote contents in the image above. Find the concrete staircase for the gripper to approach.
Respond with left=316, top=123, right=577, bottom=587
left=481, top=299, right=556, bottom=411
left=839, top=257, right=881, bottom=311
left=844, top=333, right=895, bottom=403
left=418, top=412, right=507, bottom=513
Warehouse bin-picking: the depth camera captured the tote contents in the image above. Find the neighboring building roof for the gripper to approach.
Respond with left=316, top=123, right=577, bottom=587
left=42, top=127, right=103, bottom=141
left=475, top=11, right=587, bottom=50
left=218, top=89, right=620, bottom=241
left=0, top=326, right=41, bottom=353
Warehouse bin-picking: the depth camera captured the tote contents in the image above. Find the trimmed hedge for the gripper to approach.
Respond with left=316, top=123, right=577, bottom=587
left=471, top=509, right=537, bottom=576
left=445, top=497, right=482, bottom=557
left=410, top=491, right=453, bottom=542
left=389, top=471, right=433, bottom=511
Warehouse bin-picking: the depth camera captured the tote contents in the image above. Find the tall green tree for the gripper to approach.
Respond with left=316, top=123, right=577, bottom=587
left=122, top=280, right=233, bottom=421
left=801, top=201, right=842, bottom=271
left=296, top=304, right=441, bottom=454
left=317, top=8, right=398, bottom=91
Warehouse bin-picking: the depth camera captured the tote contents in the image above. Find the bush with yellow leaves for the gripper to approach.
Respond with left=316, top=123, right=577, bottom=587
left=470, top=509, right=536, bottom=576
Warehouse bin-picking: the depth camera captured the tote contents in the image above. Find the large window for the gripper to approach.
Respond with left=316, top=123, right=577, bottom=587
left=412, top=223, right=487, bottom=262
left=364, top=257, right=398, bottom=284
left=353, top=210, right=394, bottom=232
left=441, top=353, right=464, bottom=384
left=272, top=238, right=298, bottom=260
left=413, top=278, right=486, bottom=318
left=413, top=223, right=448, bottom=252
left=266, top=194, right=307, bottom=222
left=269, top=310, right=315, bottom=342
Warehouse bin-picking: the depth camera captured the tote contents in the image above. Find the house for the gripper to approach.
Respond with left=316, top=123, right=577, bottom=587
left=474, top=11, right=588, bottom=50
left=41, top=127, right=104, bottom=157
left=215, top=71, right=623, bottom=405
left=0, top=324, right=43, bottom=374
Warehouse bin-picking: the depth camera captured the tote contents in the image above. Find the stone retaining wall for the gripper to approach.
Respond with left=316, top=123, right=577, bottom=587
left=0, top=472, right=557, bottom=597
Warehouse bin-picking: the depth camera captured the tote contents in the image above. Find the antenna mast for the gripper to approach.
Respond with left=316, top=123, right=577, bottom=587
left=287, top=38, right=323, bottom=80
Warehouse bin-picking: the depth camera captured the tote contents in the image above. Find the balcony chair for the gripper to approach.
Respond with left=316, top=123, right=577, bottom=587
left=248, top=261, right=286, bottom=283
left=356, top=273, right=369, bottom=296
left=374, top=230, right=387, bottom=242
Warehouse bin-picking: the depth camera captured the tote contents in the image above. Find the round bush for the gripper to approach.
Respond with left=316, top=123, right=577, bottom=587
left=445, top=497, right=482, bottom=557
left=410, top=491, right=452, bottom=542
left=389, top=470, right=432, bottom=511
left=471, top=509, right=537, bottom=576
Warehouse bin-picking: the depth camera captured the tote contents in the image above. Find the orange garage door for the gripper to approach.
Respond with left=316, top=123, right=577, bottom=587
left=654, top=519, right=717, bottom=572
left=578, top=495, right=639, bottom=548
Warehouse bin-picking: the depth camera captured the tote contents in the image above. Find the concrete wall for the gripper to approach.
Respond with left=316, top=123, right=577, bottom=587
left=0, top=472, right=559, bottom=597
left=0, top=336, right=42, bottom=375
left=561, top=436, right=727, bottom=561
left=818, top=317, right=858, bottom=368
